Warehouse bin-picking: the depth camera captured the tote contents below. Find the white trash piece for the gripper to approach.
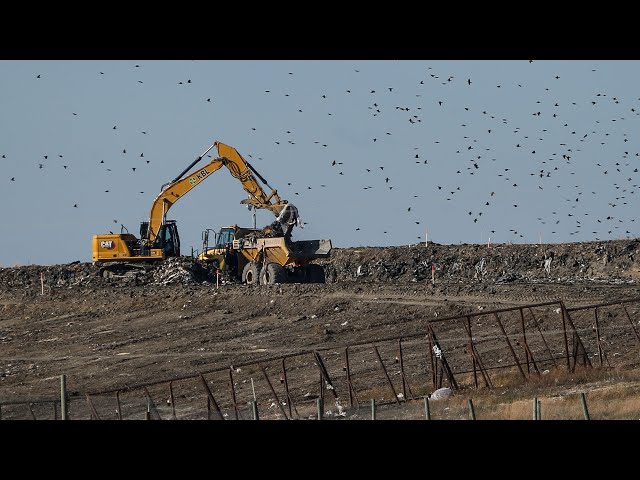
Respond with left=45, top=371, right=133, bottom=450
left=430, top=387, right=453, bottom=400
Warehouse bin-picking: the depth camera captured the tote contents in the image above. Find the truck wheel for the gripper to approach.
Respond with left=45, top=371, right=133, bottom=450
left=260, top=263, right=287, bottom=285
left=306, top=264, right=326, bottom=283
left=242, top=262, right=260, bottom=285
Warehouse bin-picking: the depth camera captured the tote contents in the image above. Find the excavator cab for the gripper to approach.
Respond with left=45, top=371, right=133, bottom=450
left=140, top=220, right=181, bottom=258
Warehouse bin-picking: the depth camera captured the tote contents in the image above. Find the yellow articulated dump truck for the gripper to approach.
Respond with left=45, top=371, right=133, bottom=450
left=199, top=224, right=332, bottom=285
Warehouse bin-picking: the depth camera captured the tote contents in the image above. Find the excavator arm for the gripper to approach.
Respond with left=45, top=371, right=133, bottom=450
left=215, top=142, right=289, bottom=215
left=145, top=141, right=293, bottom=245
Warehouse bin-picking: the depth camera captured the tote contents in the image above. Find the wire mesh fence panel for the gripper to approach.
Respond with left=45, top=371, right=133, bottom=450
left=6, top=299, right=640, bottom=419
left=153, top=377, right=209, bottom=420
left=569, top=301, right=640, bottom=368
left=65, top=395, right=92, bottom=420
left=340, top=343, right=391, bottom=404
left=395, top=336, right=432, bottom=399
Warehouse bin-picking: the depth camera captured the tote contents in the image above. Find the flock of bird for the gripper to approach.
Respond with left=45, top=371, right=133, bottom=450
left=3, top=61, right=640, bottom=247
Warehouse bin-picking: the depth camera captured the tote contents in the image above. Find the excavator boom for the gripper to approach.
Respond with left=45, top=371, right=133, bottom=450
left=145, top=141, right=290, bottom=244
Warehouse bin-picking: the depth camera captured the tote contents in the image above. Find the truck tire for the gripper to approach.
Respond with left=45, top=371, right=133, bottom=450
left=306, top=264, right=326, bottom=283
left=242, top=262, right=260, bottom=285
left=260, top=263, right=287, bottom=285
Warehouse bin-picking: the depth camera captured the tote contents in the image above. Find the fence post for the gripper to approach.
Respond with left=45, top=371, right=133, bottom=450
left=251, top=400, right=259, bottom=420
left=317, top=398, right=323, bottom=420
left=533, top=396, right=538, bottom=420
left=60, top=374, right=68, bottom=420
left=371, top=399, right=376, bottom=420
left=538, top=399, right=542, bottom=420
left=468, top=399, right=476, bottom=420
left=146, top=398, right=151, bottom=420
left=424, top=396, right=431, bottom=420
left=580, top=392, right=590, bottom=420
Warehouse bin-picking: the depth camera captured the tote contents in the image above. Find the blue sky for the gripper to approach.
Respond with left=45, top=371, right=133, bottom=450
left=1, top=60, right=639, bottom=266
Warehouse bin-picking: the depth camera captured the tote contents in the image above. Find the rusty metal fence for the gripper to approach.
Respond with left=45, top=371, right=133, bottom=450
left=2, top=297, right=640, bottom=420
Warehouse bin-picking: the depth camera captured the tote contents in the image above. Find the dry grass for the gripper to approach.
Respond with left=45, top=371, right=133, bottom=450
left=336, top=366, right=640, bottom=420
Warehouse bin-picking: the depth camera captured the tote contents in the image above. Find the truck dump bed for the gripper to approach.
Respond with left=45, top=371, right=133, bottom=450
left=234, top=237, right=332, bottom=266
left=288, top=239, right=332, bottom=259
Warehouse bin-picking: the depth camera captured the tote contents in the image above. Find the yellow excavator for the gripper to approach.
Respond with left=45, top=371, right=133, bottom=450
left=92, top=140, right=331, bottom=282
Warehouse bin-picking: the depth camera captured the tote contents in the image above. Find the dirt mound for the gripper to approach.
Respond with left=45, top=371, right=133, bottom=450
left=319, top=239, right=640, bottom=285
left=2, top=239, right=639, bottom=294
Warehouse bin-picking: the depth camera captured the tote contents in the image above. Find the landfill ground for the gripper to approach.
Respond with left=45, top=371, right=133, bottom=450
left=2, top=238, right=640, bottom=419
